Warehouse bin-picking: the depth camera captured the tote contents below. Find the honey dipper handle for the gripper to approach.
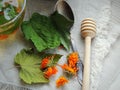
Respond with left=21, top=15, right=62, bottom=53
left=82, top=36, right=91, bottom=90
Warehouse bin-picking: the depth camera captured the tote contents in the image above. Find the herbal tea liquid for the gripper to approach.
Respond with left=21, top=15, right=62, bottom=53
left=0, top=0, right=25, bottom=40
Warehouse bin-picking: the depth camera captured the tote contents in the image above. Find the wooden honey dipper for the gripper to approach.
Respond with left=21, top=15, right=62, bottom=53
left=81, top=18, right=96, bottom=90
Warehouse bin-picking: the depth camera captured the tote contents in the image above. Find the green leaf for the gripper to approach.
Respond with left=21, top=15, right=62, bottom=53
left=30, top=13, right=61, bottom=49
left=50, top=54, right=62, bottom=66
left=44, top=54, right=62, bottom=67
left=4, top=4, right=17, bottom=20
left=14, top=49, right=62, bottom=84
left=0, top=14, right=8, bottom=25
left=7, top=5, right=17, bottom=18
left=51, top=11, right=73, bottom=31
left=0, top=2, right=3, bottom=12
left=14, top=49, right=49, bottom=84
left=21, top=13, right=61, bottom=52
left=51, top=11, right=74, bottom=50
left=21, top=12, right=74, bottom=52
left=59, top=32, right=70, bottom=51
left=21, top=21, right=47, bottom=52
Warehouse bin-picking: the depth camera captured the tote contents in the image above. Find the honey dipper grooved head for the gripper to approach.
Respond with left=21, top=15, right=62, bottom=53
left=81, top=18, right=96, bottom=38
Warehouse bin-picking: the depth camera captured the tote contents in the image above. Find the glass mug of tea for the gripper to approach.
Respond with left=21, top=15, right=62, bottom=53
left=0, top=0, right=26, bottom=40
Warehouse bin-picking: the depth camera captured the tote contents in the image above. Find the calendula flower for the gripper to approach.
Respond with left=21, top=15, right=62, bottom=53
left=56, top=76, right=68, bottom=88
left=40, top=57, right=50, bottom=69
left=68, top=52, right=79, bottom=72
left=61, top=64, right=76, bottom=74
left=68, top=52, right=79, bottom=68
left=44, top=66, right=58, bottom=78
left=52, top=66, right=58, bottom=74
left=60, top=52, right=79, bottom=75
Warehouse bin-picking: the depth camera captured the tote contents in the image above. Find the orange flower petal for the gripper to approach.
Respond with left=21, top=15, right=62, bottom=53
left=68, top=52, right=79, bottom=71
left=44, top=66, right=58, bottom=78
left=41, top=57, right=50, bottom=69
left=56, top=76, right=68, bottom=88
left=68, top=52, right=79, bottom=67
left=61, top=64, right=75, bottom=74
left=52, top=66, right=58, bottom=74
left=60, top=52, right=79, bottom=75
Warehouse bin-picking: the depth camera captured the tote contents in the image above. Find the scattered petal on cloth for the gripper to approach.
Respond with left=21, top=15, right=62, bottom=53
left=56, top=76, right=68, bottom=88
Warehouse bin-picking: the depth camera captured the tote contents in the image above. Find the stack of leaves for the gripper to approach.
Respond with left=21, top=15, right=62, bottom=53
left=21, top=11, right=74, bottom=52
left=14, top=49, right=62, bottom=84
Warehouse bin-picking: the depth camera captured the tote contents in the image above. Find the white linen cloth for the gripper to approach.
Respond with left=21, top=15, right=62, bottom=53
left=0, top=0, right=120, bottom=90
